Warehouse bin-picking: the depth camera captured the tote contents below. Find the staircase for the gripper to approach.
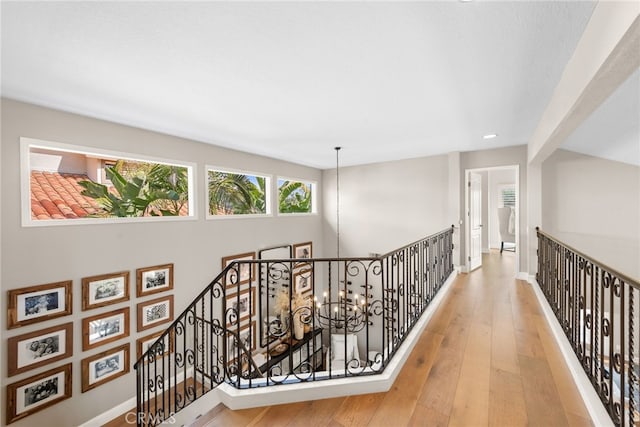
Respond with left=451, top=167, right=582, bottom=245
left=133, top=227, right=455, bottom=426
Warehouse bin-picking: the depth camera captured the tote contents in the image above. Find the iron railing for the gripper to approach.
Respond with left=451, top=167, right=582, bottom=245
left=536, top=228, right=640, bottom=426
left=134, top=226, right=454, bottom=426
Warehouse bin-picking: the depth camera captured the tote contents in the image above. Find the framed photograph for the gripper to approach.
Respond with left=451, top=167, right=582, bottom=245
left=136, top=264, right=174, bottom=297
left=222, top=252, right=256, bottom=287
left=82, top=307, right=130, bottom=351
left=137, top=295, right=174, bottom=332
left=293, top=268, right=313, bottom=294
left=7, top=323, right=73, bottom=377
left=6, top=363, right=72, bottom=424
left=293, top=241, right=312, bottom=259
left=136, top=330, right=174, bottom=361
left=81, top=343, right=130, bottom=393
left=7, top=281, right=72, bottom=329
left=227, top=321, right=256, bottom=364
left=226, top=287, right=256, bottom=327
left=82, top=271, right=129, bottom=310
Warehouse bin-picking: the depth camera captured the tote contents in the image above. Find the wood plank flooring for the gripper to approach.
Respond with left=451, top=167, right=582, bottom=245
left=107, top=251, right=593, bottom=427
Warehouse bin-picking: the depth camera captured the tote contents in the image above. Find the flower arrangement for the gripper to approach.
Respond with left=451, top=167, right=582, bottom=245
left=274, top=290, right=291, bottom=314
left=273, top=290, right=311, bottom=314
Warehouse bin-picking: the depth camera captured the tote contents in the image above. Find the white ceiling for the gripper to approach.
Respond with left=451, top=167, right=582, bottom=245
left=4, top=1, right=628, bottom=170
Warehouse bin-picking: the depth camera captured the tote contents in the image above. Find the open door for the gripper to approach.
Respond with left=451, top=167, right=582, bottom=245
left=469, top=172, right=482, bottom=271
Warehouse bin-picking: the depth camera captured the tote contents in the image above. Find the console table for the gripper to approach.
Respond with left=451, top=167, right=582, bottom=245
left=258, top=328, right=323, bottom=376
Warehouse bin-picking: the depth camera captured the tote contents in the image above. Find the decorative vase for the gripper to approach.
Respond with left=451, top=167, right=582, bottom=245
left=293, top=314, right=304, bottom=340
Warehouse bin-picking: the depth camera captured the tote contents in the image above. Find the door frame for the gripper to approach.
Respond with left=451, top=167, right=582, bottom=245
left=464, top=165, right=520, bottom=275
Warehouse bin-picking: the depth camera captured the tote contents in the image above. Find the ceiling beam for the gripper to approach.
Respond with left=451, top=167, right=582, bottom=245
left=528, top=2, right=640, bottom=165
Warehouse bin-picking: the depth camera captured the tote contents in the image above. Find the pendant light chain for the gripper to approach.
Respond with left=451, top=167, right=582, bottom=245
left=335, top=147, right=341, bottom=259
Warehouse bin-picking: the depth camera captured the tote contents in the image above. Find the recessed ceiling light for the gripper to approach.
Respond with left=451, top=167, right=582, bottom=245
left=483, top=134, right=498, bottom=140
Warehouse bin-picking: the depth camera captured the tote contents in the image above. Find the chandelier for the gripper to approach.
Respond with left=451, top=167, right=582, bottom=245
left=313, top=147, right=378, bottom=333
left=315, top=289, right=374, bottom=332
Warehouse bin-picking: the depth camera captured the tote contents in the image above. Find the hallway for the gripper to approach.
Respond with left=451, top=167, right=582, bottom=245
left=188, top=251, right=592, bottom=427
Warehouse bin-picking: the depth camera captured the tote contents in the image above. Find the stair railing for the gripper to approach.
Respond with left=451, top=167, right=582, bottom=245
left=134, top=226, right=454, bottom=426
left=536, top=228, right=640, bottom=426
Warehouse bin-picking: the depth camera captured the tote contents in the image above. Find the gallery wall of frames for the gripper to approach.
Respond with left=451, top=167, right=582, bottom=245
left=222, top=241, right=314, bottom=375
left=5, top=263, right=175, bottom=424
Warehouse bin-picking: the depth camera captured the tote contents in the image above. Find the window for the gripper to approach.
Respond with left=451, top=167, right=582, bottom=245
left=21, top=137, right=196, bottom=226
left=500, top=185, right=516, bottom=208
left=278, top=178, right=315, bottom=214
left=207, top=168, right=270, bottom=217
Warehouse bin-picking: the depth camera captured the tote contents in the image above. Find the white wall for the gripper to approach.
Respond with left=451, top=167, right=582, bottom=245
left=322, top=154, right=450, bottom=259
left=488, top=168, right=517, bottom=249
left=542, top=149, right=640, bottom=280
left=0, top=99, right=325, bottom=427
left=480, top=171, right=489, bottom=252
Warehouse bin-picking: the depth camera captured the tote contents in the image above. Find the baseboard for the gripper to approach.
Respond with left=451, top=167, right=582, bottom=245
left=77, top=396, right=137, bottom=427
left=530, top=280, right=613, bottom=427
left=515, top=272, right=529, bottom=282
left=78, top=367, right=197, bottom=426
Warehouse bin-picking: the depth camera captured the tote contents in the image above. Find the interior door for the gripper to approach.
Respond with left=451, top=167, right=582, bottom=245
left=469, top=172, right=482, bottom=271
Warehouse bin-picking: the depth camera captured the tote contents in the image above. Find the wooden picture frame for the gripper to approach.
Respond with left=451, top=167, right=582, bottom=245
left=82, top=307, right=130, bottom=351
left=7, top=323, right=73, bottom=377
left=293, top=268, right=313, bottom=294
left=227, top=321, right=256, bottom=365
left=136, top=264, right=174, bottom=297
left=82, top=271, right=129, bottom=310
left=81, top=343, right=130, bottom=393
left=7, top=281, right=72, bottom=329
left=6, top=363, right=72, bottom=424
left=222, top=252, right=256, bottom=287
left=293, top=241, right=312, bottom=259
left=137, top=295, right=174, bottom=332
left=226, top=287, right=256, bottom=327
left=136, top=330, right=174, bottom=361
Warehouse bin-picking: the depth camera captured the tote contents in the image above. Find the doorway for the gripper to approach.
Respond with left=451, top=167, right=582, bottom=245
left=464, top=165, right=520, bottom=276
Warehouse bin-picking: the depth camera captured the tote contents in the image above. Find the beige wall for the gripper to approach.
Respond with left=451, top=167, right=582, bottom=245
left=322, top=154, right=450, bottom=259
left=0, top=99, right=325, bottom=426
left=542, top=149, right=640, bottom=280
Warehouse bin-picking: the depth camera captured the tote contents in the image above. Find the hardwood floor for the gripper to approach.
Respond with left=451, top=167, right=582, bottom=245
left=108, top=251, right=593, bottom=426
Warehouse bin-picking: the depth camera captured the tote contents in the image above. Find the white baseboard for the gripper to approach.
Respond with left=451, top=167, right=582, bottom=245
left=530, top=280, right=613, bottom=427
left=515, top=272, right=529, bottom=281
left=77, top=396, right=137, bottom=427
left=78, top=367, right=197, bottom=426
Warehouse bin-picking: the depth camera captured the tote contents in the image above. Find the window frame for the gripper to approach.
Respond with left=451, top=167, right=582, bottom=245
left=276, top=176, right=317, bottom=216
left=20, top=137, right=197, bottom=227
left=499, top=184, right=516, bottom=208
left=205, top=165, right=273, bottom=220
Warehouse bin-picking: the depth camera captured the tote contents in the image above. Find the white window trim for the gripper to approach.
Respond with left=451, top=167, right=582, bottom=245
left=205, top=165, right=273, bottom=220
left=276, top=175, right=318, bottom=216
left=20, top=137, right=197, bottom=227
left=499, top=184, right=516, bottom=208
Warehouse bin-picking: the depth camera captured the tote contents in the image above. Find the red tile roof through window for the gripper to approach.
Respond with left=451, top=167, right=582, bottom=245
left=30, top=171, right=103, bottom=220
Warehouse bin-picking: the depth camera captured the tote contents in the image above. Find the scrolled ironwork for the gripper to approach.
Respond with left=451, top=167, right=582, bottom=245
left=536, top=228, right=640, bottom=426
left=134, top=227, right=455, bottom=426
